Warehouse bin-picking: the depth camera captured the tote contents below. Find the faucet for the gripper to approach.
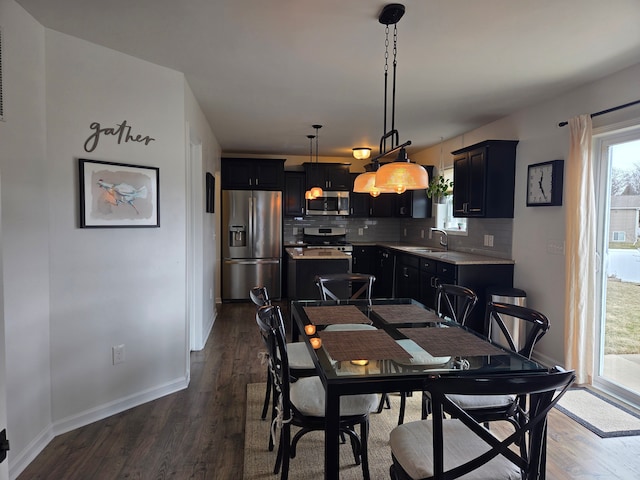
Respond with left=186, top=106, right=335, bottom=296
left=431, top=228, right=448, bottom=251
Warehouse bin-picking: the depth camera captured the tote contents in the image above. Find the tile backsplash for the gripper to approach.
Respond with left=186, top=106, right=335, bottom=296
left=284, top=215, right=513, bottom=259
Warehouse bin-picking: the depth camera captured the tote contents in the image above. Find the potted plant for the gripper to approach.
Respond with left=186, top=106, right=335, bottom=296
left=426, top=175, right=454, bottom=203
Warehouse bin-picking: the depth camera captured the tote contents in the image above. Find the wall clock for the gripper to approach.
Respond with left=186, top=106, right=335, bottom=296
left=526, top=160, right=564, bottom=207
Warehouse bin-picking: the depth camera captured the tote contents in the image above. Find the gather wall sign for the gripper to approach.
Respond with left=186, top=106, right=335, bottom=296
left=83, top=120, right=156, bottom=153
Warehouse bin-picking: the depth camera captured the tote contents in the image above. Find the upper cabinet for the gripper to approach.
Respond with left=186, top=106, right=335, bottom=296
left=304, top=163, right=351, bottom=191
left=452, top=140, right=518, bottom=218
left=349, top=173, right=370, bottom=217
left=284, top=171, right=306, bottom=216
left=221, top=158, right=285, bottom=190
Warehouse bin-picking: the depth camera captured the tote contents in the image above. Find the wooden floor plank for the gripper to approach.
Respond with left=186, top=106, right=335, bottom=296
left=16, top=301, right=640, bottom=479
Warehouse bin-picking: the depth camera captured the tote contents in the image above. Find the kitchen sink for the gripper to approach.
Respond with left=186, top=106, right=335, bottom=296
left=398, top=246, right=434, bottom=253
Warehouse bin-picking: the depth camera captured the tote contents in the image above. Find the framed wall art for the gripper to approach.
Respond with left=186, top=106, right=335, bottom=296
left=79, top=158, right=160, bottom=228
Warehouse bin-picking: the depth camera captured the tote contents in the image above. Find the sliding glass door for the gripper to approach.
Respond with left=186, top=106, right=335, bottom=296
left=594, top=125, right=640, bottom=408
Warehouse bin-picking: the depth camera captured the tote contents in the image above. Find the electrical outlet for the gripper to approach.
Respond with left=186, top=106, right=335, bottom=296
left=209, top=288, right=213, bottom=300
left=112, top=344, right=125, bottom=365
left=293, top=227, right=298, bottom=235
left=484, top=235, right=494, bottom=247
left=420, top=229, right=424, bottom=239
left=358, top=228, right=364, bottom=236
left=403, top=228, right=407, bottom=237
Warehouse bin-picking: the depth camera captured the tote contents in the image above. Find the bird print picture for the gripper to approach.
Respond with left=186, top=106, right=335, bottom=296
left=79, top=158, right=160, bottom=227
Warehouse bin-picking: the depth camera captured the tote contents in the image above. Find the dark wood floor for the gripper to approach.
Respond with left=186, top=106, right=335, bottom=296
left=17, top=302, right=640, bottom=479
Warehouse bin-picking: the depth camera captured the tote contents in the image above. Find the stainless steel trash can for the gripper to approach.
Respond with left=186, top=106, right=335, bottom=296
left=489, top=287, right=527, bottom=350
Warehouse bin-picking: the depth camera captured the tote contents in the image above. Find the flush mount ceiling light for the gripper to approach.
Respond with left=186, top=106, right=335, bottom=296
left=305, top=124, right=324, bottom=199
left=352, top=147, right=372, bottom=160
left=353, top=3, right=429, bottom=196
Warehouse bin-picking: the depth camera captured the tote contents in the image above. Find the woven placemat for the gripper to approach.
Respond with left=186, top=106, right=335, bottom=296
left=398, top=327, right=506, bottom=357
left=303, top=305, right=371, bottom=326
left=318, top=329, right=413, bottom=361
left=372, top=304, right=441, bottom=324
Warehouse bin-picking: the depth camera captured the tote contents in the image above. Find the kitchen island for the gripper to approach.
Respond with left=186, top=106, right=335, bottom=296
left=286, top=247, right=351, bottom=300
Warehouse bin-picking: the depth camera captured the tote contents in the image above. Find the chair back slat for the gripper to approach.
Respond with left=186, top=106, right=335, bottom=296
left=484, top=301, right=550, bottom=358
left=314, top=273, right=376, bottom=301
left=435, top=284, right=478, bottom=325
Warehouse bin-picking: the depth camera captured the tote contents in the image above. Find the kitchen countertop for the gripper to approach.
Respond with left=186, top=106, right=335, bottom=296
left=378, top=243, right=514, bottom=265
left=286, top=247, right=351, bottom=260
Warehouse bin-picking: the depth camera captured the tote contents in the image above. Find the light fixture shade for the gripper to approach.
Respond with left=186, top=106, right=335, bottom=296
left=305, top=190, right=315, bottom=200
left=352, top=147, right=372, bottom=160
left=353, top=171, right=395, bottom=197
left=309, top=186, right=324, bottom=198
left=375, top=160, right=430, bottom=193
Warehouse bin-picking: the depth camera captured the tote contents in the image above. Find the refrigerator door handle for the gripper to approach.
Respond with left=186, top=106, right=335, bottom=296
left=248, top=195, right=254, bottom=257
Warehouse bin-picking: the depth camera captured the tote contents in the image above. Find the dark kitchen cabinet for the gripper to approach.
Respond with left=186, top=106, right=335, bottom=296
left=352, top=245, right=376, bottom=275
left=222, top=158, right=285, bottom=190
left=395, top=253, right=420, bottom=300
left=284, top=171, right=306, bottom=216
left=304, top=163, right=351, bottom=191
left=452, top=140, right=518, bottom=218
left=418, top=257, right=514, bottom=334
left=373, top=247, right=395, bottom=297
left=369, top=194, right=395, bottom=217
left=349, top=173, right=370, bottom=217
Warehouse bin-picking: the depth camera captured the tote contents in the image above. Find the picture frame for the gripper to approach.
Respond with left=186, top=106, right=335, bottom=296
left=206, top=172, right=215, bottom=213
left=526, top=159, right=564, bottom=207
left=79, top=158, right=160, bottom=228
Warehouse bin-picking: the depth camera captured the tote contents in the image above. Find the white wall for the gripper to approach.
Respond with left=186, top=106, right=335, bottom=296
left=0, top=1, right=52, bottom=476
left=44, top=29, right=189, bottom=431
left=414, top=62, right=640, bottom=367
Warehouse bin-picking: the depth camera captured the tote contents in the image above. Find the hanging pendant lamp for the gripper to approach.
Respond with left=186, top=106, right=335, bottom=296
left=308, top=125, right=324, bottom=198
left=353, top=3, right=428, bottom=196
left=304, top=132, right=320, bottom=200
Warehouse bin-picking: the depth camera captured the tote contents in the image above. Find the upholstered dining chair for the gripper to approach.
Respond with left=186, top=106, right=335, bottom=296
left=396, top=284, right=479, bottom=425
left=445, top=301, right=551, bottom=431
left=256, top=304, right=379, bottom=480
left=314, top=272, right=376, bottom=302
left=250, top=286, right=316, bottom=451
left=389, top=367, right=575, bottom=480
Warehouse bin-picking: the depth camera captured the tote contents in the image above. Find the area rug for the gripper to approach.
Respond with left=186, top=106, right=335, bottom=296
left=555, top=387, right=640, bottom=438
left=243, top=383, right=423, bottom=479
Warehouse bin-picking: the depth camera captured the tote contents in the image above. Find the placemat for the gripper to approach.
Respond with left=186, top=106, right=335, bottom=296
left=372, top=304, right=441, bottom=324
left=398, top=327, right=506, bottom=357
left=303, top=305, right=371, bottom=326
left=318, top=330, right=413, bottom=361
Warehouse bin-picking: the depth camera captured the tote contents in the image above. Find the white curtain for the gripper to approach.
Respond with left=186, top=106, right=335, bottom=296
left=564, top=114, right=596, bottom=384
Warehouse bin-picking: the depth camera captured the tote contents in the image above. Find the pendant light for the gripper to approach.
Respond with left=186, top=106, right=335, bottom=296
left=304, top=133, right=317, bottom=200
left=353, top=3, right=429, bottom=196
left=309, top=124, right=324, bottom=198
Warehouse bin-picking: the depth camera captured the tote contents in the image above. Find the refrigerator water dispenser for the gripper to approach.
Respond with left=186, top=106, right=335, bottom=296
left=229, top=225, right=247, bottom=247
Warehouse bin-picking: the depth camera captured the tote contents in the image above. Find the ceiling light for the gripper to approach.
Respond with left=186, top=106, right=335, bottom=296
left=352, top=147, right=372, bottom=160
left=353, top=3, right=429, bottom=196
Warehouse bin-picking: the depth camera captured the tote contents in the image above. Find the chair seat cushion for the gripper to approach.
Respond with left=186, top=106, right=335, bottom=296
left=287, top=342, right=315, bottom=370
left=290, top=376, right=379, bottom=417
left=447, top=393, right=515, bottom=409
left=389, top=419, right=521, bottom=480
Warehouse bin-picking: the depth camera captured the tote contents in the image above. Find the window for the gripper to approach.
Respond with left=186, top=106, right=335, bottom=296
left=612, top=231, right=626, bottom=242
left=434, top=168, right=467, bottom=234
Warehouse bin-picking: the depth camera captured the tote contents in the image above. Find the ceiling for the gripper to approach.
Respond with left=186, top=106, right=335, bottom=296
left=15, top=0, right=640, bottom=158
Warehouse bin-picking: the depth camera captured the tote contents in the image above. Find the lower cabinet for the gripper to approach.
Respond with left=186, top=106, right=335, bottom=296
left=418, top=259, right=513, bottom=334
left=395, top=254, right=420, bottom=300
left=373, top=247, right=395, bottom=297
left=352, top=245, right=377, bottom=275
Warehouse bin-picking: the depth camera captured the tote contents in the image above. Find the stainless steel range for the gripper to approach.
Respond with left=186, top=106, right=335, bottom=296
left=302, top=227, right=353, bottom=254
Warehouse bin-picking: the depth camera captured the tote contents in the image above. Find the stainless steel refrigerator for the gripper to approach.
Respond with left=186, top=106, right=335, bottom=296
left=222, top=190, right=282, bottom=300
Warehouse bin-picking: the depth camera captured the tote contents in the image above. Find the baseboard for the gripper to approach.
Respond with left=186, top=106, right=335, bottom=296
left=9, top=425, right=54, bottom=480
left=9, top=375, right=189, bottom=479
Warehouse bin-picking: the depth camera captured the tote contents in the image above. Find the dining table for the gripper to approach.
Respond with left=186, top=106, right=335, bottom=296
left=290, top=297, right=550, bottom=480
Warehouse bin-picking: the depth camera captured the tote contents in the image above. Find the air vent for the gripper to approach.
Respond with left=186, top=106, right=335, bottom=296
left=0, top=27, right=4, bottom=120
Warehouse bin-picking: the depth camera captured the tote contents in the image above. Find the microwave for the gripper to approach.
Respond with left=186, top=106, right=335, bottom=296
left=306, top=191, right=350, bottom=216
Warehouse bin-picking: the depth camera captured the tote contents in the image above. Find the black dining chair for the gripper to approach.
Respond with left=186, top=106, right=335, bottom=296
left=250, top=286, right=316, bottom=450
left=314, top=273, right=376, bottom=302
left=396, top=284, right=478, bottom=425
left=256, top=304, right=379, bottom=480
left=389, top=366, right=575, bottom=480
left=444, top=301, right=551, bottom=431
